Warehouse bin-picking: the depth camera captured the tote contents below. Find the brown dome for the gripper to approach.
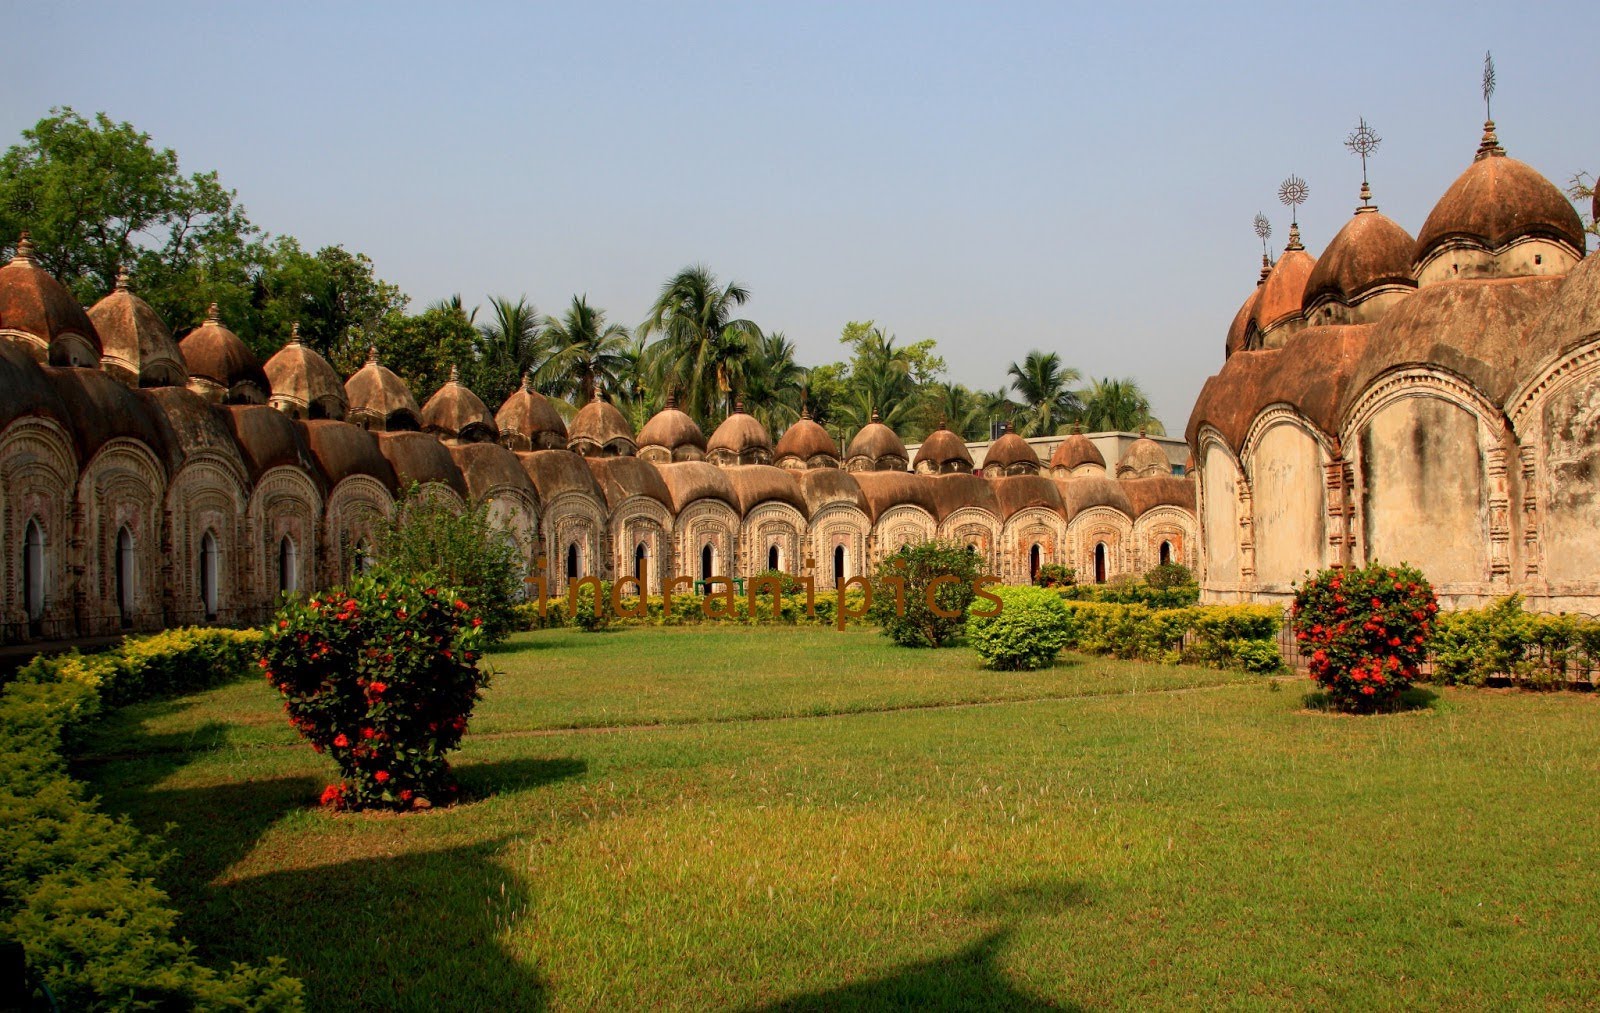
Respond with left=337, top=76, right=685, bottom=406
left=376, top=430, right=469, bottom=499
left=913, top=427, right=973, bottom=474
left=87, top=268, right=184, bottom=387
left=844, top=418, right=907, bottom=471
left=724, top=464, right=808, bottom=517
left=218, top=403, right=318, bottom=482
left=637, top=398, right=706, bottom=460
left=1303, top=208, right=1416, bottom=314
left=1254, top=245, right=1317, bottom=337
left=983, top=430, right=1039, bottom=473
left=0, top=233, right=100, bottom=368
left=1121, top=475, right=1196, bottom=518
left=1117, top=436, right=1171, bottom=479
left=264, top=325, right=347, bottom=420
left=178, top=304, right=269, bottom=404
left=299, top=419, right=398, bottom=491
left=706, top=403, right=772, bottom=465
left=495, top=375, right=568, bottom=451
left=774, top=414, right=839, bottom=467
left=344, top=347, right=419, bottom=431
left=420, top=366, right=496, bottom=443
left=1416, top=146, right=1586, bottom=267
left=518, top=448, right=604, bottom=503
left=1225, top=285, right=1261, bottom=358
left=656, top=460, right=738, bottom=512
left=567, top=396, right=635, bottom=457
left=585, top=455, right=673, bottom=511
left=1048, top=432, right=1105, bottom=473
left=448, top=441, right=539, bottom=503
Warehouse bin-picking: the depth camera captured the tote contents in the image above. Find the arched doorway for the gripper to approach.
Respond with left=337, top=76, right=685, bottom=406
left=199, top=530, right=219, bottom=620
left=1094, top=542, right=1107, bottom=584
left=767, top=544, right=780, bottom=571
left=1159, top=540, right=1172, bottom=567
left=701, top=544, right=714, bottom=581
left=23, top=519, right=44, bottom=627
left=1029, top=543, right=1042, bottom=581
left=279, top=536, right=298, bottom=594
left=832, top=545, right=846, bottom=588
left=634, top=542, right=647, bottom=581
left=116, top=526, right=135, bottom=626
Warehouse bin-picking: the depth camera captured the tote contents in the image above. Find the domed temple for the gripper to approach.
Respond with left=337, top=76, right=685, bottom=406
left=0, top=241, right=1195, bottom=642
left=1188, top=114, right=1596, bottom=610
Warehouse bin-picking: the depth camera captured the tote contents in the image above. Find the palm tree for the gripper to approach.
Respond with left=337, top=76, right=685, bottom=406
left=1080, top=377, right=1165, bottom=435
left=1006, top=351, right=1083, bottom=436
left=741, top=331, right=807, bottom=431
left=925, top=382, right=990, bottom=441
left=639, top=265, right=761, bottom=421
left=536, top=295, right=633, bottom=403
left=426, top=293, right=478, bottom=325
left=475, top=296, right=545, bottom=401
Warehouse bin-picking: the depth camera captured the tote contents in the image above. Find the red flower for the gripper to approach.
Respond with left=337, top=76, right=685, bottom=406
left=279, top=619, right=289, bottom=629
left=319, top=784, right=344, bottom=807
left=454, top=599, right=469, bottom=611
left=400, top=789, right=413, bottom=802
left=369, top=681, right=389, bottom=695
left=333, top=733, right=350, bottom=748
left=472, top=617, right=483, bottom=628
left=1360, top=686, right=1375, bottom=696
left=361, top=727, right=376, bottom=739
left=374, top=770, right=390, bottom=783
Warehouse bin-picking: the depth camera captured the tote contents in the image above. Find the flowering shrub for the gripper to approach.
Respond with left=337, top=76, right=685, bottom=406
left=263, top=571, right=489, bottom=811
left=1292, top=562, right=1437, bottom=712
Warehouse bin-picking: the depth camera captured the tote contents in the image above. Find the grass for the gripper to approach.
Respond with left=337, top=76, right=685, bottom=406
left=75, top=626, right=1600, bottom=1010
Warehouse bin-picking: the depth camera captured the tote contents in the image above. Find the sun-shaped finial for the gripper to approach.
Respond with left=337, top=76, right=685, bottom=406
left=1482, top=50, right=1496, bottom=117
left=1345, top=117, right=1382, bottom=210
left=1278, top=175, right=1309, bottom=223
left=1253, top=213, right=1272, bottom=257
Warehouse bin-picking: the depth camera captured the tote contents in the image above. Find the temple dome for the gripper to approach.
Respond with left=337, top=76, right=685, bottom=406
left=1225, top=283, right=1262, bottom=359
left=264, top=324, right=347, bottom=420
left=567, top=395, right=636, bottom=457
left=982, top=427, right=1039, bottom=476
left=1414, top=129, right=1586, bottom=285
left=637, top=396, right=706, bottom=462
left=87, top=267, right=185, bottom=387
left=1253, top=231, right=1317, bottom=347
left=344, top=347, right=420, bottom=431
left=420, top=365, right=496, bottom=444
left=1117, top=435, right=1171, bottom=479
left=912, top=426, right=973, bottom=475
left=0, top=233, right=101, bottom=367
left=179, top=303, right=268, bottom=405
left=774, top=413, right=839, bottom=470
left=495, top=375, right=567, bottom=451
left=843, top=414, right=908, bottom=472
left=1048, top=431, right=1105, bottom=476
left=705, top=402, right=772, bottom=466
left=1303, top=207, right=1417, bottom=324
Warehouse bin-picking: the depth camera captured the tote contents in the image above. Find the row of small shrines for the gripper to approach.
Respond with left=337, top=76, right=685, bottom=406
left=0, top=234, right=1195, bottom=642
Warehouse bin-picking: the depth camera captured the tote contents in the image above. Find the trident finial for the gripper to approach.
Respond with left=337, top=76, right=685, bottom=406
left=1345, top=117, right=1382, bottom=212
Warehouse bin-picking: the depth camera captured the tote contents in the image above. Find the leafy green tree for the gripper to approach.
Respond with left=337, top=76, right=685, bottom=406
left=536, top=295, right=632, bottom=402
left=1081, top=377, right=1164, bottom=435
left=256, top=239, right=408, bottom=370
left=639, top=265, right=761, bottom=421
left=1006, top=350, right=1083, bottom=436
left=382, top=303, right=478, bottom=401
left=741, top=330, right=807, bottom=431
left=376, top=483, right=524, bottom=646
left=869, top=541, right=984, bottom=648
left=474, top=296, right=546, bottom=409
left=1568, top=171, right=1599, bottom=245
left=0, top=107, right=254, bottom=308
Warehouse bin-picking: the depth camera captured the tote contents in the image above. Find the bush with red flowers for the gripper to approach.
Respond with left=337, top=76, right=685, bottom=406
left=261, top=570, right=489, bottom=811
left=1291, top=562, right=1438, bottom=713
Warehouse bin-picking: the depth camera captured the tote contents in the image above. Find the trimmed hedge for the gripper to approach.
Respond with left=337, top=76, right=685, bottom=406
left=1, top=629, right=302, bottom=1010
left=1059, top=602, right=1285, bottom=674
left=1055, top=582, right=1201, bottom=608
left=966, top=586, right=1075, bottom=670
left=512, top=588, right=871, bottom=632
left=1430, top=595, right=1600, bottom=688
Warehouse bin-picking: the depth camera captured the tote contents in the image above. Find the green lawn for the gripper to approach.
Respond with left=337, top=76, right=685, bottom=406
left=77, top=626, right=1600, bottom=1010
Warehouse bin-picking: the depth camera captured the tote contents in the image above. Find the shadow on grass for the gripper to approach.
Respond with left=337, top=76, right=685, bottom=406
left=1301, top=685, right=1439, bottom=714
left=75, top=693, right=586, bottom=1011
left=753, top=880, right=1089, bottom=1012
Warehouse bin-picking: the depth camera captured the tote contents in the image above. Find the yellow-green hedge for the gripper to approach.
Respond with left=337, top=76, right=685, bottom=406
left=513, top=588, right=872, bottom=631
left=1060, top=602, right=1285, bottom=674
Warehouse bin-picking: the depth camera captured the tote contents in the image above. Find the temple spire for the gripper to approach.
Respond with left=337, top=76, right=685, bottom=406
left=1345, top=117, right=1381, bottom=212
left=114, top=264, right=130, bottom=292
left=1477, top=51, right=1504, bottom=160
left=11, top=231, right=35, bottom=265
left=206, top=302, right=221, bottom=324
left=1278, top=175, right=1309, bottom=248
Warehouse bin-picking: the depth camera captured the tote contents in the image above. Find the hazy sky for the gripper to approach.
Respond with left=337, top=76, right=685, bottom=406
left=6, top=1, right=1596, bottom=430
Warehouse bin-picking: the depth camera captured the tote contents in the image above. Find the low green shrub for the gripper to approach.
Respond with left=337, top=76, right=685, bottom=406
left=870, top=541, right=984, bottom=648
left=1, top=633, right=301, bottom=1009
left=1430, top=595, right=1600, bottom=688
left=966, top=586, right=1075, bottom=670
left=1056, top=582, right=1200, bottom=608
left=1143, top=562, right=1194, bottom=589
left=1034, top=563, right=1076, bottom=588
left=1059, top=601, right=1283, bottom=673
left=512, top=588, right=868, bottom=630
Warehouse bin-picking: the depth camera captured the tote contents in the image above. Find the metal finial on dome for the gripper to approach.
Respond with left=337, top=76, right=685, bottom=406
left=114, top=265, right=130, bottom=292
left=1477, top=51, right=1505, bottom=160
left=1253, top=213, right=1272, bottom=259
left=1139, top=425, right=1148, bottom=438
left=449, top=363, right=460, bottom=384
left=665, top=388, right=677, bottom=410
left=799, top=395, right=810, bottom=420
left=289, top=321, right=302, bottom=345
left=367, top=345, right=380, bottom=365
left=206, top=302, right=221, bottom=324
left=12, top=231, right=36, bottom=264
left=1345, top=117, right=1382, bottom=212
left=733, top=397, right=745, bottom=414
left=870, top=406, right=881, bottom=424
left=522, top=371, right=535, bottom=393
left=1278, top=175, right=1309, bottom=233
left=1258, top=253, right=1273, bottom=284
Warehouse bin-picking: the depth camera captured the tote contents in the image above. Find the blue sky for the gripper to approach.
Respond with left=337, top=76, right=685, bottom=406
left=6, top=1, right=1596, bottom=429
